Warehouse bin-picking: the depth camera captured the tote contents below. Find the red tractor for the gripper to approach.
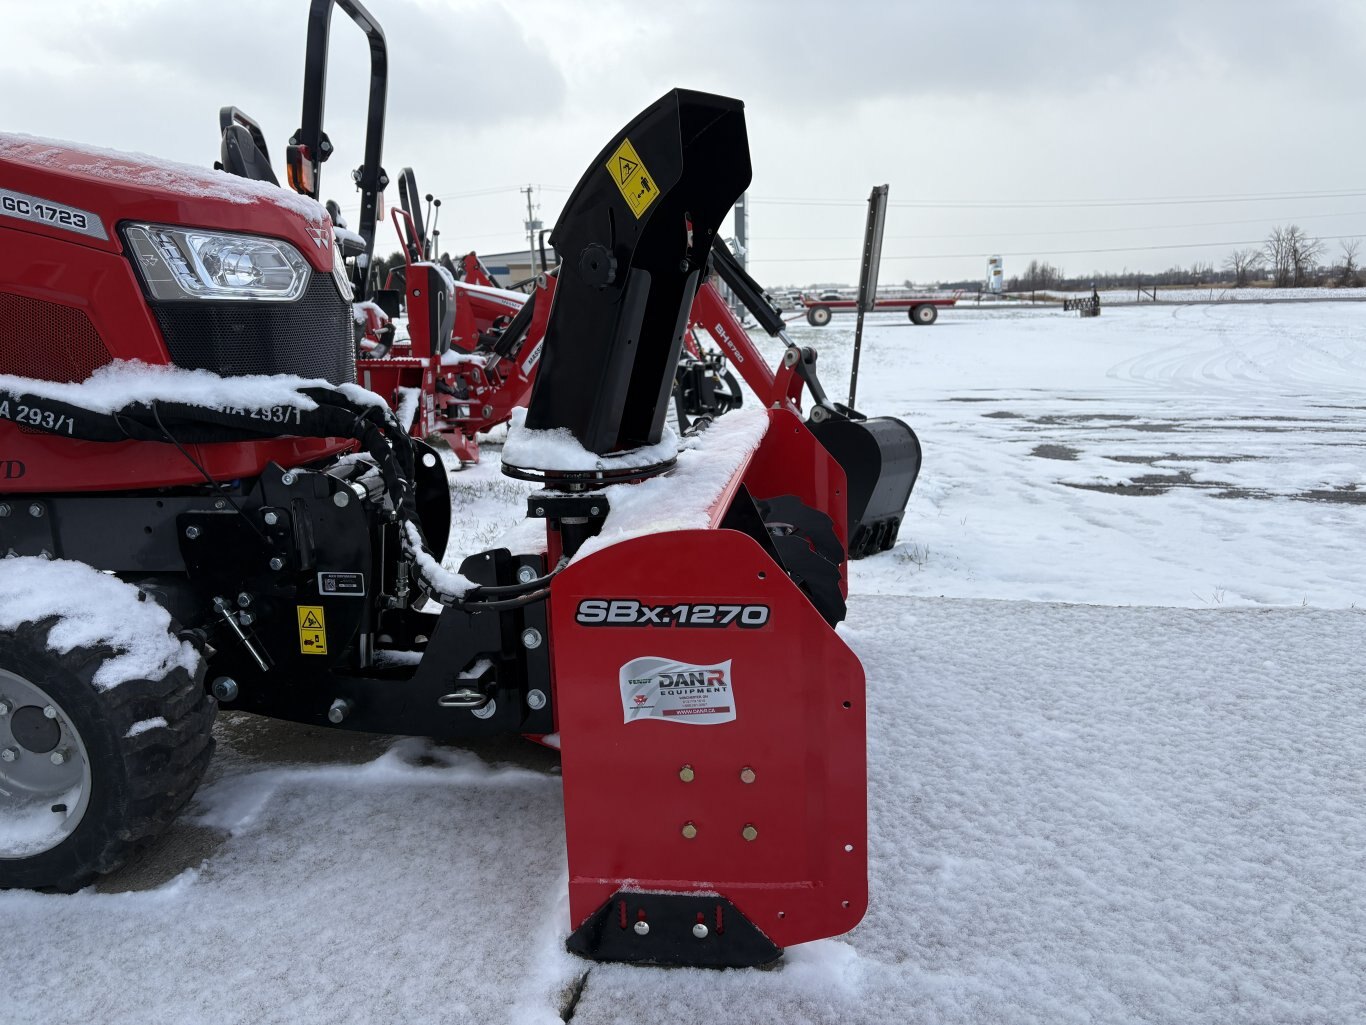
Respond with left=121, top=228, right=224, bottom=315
left=1, top=0, right=871, bottom=969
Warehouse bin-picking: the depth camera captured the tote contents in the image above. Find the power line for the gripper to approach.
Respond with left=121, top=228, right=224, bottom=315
left=748, top=189, right=1366, bottom=211
left=748, top=234, right=1365, bottom=264
left=754, top=210, right=1366, bottom=243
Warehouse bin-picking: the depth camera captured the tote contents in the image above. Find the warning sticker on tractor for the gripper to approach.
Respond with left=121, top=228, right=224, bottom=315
left=605, top=138, right=659, bottom=219
left=619, top=657, right=734, bottom=725
left=297, top=605, right=328, bottom=655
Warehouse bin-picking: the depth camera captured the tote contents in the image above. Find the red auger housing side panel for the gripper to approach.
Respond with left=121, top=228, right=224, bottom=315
left=0, top=136, right=356, bottom=493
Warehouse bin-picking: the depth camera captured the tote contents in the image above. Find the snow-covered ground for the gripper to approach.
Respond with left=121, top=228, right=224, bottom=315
left=5, top=302, right=1365, bottom=1024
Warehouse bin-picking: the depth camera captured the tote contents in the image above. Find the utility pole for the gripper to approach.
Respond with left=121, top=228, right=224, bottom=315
left=523, top=185, right=542, bottom=286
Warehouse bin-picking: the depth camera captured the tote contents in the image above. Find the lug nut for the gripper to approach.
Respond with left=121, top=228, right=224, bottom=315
left=633, top=920, right=650, bottom=936
left=0, top=701, right=9, bottom=716
left=692, top=923, right=709, bottom=939
left=43, top=705, right=57, bottom=719
left=681, top=822, right=698, bottom=839
left=678, top=765, right=695, bottom=783
left=184, top=525, right=201, bottom=540
left=1, top=748, right=16, bottom=762
left=50, top=750, right=67, bottom=766
left=742, top=824, right=758, bottom=842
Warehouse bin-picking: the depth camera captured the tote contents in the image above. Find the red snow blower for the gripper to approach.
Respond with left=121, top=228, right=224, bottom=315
left=0, top=0, right=866, bottom=969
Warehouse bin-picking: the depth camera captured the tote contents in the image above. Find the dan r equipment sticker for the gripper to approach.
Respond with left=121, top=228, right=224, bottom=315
left=620, top=657, right=735, bottom=725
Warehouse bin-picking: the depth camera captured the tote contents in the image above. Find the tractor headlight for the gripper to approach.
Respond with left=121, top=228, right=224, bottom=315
left=123, top=224, right=311, bottom=302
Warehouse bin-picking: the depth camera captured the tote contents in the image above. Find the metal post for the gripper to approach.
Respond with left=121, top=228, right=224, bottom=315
left=523, top=185, right=542, bottom=286
left=849, top=184, right=889, bottom=409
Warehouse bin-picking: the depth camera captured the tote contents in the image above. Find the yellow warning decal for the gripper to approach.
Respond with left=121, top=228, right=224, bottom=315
left=605, top=137, right=659, bottom=219
left=297, top=605, right=328, bottom=656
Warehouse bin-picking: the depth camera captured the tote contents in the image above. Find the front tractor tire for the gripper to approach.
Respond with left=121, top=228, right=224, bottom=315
left=806, top=305, right=832, bottom=327
left=0, top=618, right=215, bottom=892
left=909, top=303, right=938, bottom=325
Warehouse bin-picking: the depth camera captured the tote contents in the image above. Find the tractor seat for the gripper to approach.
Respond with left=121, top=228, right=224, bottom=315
left=219, top=124, right=279, bottom=186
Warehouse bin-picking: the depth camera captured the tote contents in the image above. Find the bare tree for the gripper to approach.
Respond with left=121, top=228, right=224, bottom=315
left=1339, top=238, right=1361, bottom=287
left=1264, top=226, right=1291, bottom=286
left=1223, top=248, right=1261, bottom=287
left=1286, top=225, right=1323, bottom=287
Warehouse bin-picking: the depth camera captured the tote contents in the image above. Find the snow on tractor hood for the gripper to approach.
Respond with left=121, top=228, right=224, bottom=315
left=0, top=132, right=336, bottom=272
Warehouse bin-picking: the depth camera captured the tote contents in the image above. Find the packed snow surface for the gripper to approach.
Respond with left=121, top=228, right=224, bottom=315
left=4, top=301, right=1364, bottom=1023
left=0, top=557, right=196, bottom=689
left=501, top=406, right=680, bottom=472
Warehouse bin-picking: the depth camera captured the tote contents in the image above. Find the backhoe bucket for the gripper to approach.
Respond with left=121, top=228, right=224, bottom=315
left=810, top=415, right=922, bottom=557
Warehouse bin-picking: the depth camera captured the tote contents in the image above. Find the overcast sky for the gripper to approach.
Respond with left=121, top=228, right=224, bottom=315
left=4, top=0, right=1365, bottom=286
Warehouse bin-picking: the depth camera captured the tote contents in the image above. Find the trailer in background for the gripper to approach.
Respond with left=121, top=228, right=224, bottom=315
left=800, top=292, right=961, bottom=326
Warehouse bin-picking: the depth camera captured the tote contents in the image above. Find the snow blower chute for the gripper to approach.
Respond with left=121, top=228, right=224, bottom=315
left=0, top=12, right=866, bottom=967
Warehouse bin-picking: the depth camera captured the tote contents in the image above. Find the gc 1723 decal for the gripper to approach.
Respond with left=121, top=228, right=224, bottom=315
left=1, top=188, right=108, bottom=240
left=576, top=599, right=769, bottom=628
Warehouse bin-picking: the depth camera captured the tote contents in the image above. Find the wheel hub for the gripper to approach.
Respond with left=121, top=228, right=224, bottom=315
left=0, top=669, right=92, bottom=859
left=10, top=705, right=60, bottom=754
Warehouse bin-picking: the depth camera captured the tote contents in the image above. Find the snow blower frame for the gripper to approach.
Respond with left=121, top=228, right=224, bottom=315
left=0, top=0, right=866, bottom=964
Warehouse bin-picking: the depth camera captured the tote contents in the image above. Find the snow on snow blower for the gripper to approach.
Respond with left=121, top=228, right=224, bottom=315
left=0, top=3, right=865, bottom=969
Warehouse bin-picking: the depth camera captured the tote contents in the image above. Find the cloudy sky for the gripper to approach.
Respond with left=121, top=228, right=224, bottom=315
left=5, top=0, right=1365, bottom=286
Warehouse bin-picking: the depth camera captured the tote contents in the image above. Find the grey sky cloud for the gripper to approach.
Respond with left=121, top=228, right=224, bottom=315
left=3, top=0, right=1363, bottom=284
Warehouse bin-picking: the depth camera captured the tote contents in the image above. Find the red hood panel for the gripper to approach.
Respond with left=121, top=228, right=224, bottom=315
left=0, top=133, right=336, bottom=271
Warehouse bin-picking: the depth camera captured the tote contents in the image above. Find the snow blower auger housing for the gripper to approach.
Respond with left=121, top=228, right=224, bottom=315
left=0, top=70, right=866, bottom=967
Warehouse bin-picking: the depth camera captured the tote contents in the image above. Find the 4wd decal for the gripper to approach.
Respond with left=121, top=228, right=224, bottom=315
left=576, top=599, right=769, bottom=629
left=620, top=657, right=735, bottom=725
left=1, top=460, right=24, bottom=480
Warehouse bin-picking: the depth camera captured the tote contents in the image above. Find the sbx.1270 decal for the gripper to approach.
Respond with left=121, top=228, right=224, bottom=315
left=576, top=599, right=769, bottom=628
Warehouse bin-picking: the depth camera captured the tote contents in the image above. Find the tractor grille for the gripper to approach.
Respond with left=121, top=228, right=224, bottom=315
left=0, top=291, right=113, bottom=383
left=148, top=271, right=355, bottom=385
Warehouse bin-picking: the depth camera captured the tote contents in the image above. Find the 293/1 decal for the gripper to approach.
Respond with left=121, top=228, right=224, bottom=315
left=576, top=599, right=770, bottom=629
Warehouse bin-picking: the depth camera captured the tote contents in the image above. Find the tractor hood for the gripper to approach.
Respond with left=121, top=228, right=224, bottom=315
left=0, top=133, right=337, bottom=273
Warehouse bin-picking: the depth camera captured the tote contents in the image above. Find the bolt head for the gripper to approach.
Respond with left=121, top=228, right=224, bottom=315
left=681, top=822, right=698, bottom=839
left=742, top=824, right=758, bottom=842
left=332, top=491, right=350, bottom=508
left=211, top=677, right=240, bottom=702
left=526, top=689, right=547, bottom=711
left=0, top=701, right=9, bottom=716
left=520, top=628, right=542, bottom=650
left=50, top=750, right=66, bottom=765
left=263, top=511, right=280, bottom=526
left=28, top=503, right=43, bottom=518
left=281, top=472, right=297, bottom=486
left=237, top=593, right=252, bottom=608
left=740, top=767, right=756, bottom=784
left=633, top=920, right=650, bottom=936
left=692, top=923, right=709, bottom=939
left=43, top=705, right=57, bottom=719
left=533, top=506, right=545, bottom=517
left=238, top=611, right=255, bottom=627
left=590, top=506, right=601, bottom=516
left=185, top=525, right=201, bottom=540
left=516, top=565, right=537, bottom=584
left=1, top=748, right=16, bottom=762
left=679, top=765, right=695, bottom=783
left=0, top=503, right=10, bottom=517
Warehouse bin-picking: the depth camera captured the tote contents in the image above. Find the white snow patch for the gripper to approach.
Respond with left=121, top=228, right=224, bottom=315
left=502, top=406, right=680, bottom=473
left=0, top=558, right=197, bottom=689
left=125, top=716, right=167, bottom=738
left=0, top=359, right=387, bottom=412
